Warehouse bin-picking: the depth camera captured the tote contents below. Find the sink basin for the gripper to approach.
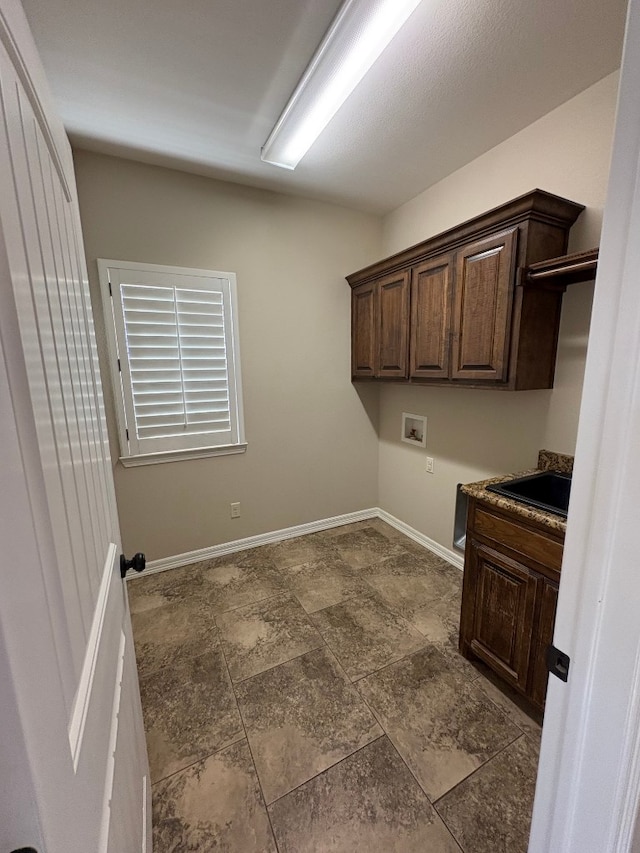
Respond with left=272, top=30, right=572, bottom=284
left=486, top=471, right=571, bottom=517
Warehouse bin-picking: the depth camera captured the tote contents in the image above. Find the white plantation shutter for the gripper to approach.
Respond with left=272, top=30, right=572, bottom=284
left=120, top=283, right=232, bottom=439
left=98, top=260, right=245, bottom=462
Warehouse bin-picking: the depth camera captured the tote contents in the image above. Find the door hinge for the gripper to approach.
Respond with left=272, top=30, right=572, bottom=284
left=108, top=280, right=112, bottom=296
left=546, top=644, right=570, bottom=682
left=125, top=428, right=129, bottom=440
left=117, top=358, right=121, bottom=372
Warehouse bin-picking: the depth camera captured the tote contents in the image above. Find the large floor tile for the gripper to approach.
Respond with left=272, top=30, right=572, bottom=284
left=363, top=557, right=474, bottom=679
left=269, top=736, right=460, bottom=853
left=358, top=645, right=522, bottom=801
left=197, top=548, right=286, bottom=614
left=265, top=535, right=340, bottom=569
left=217, top=592, right=323, bottom=681
left=131, top=598, right=218, bottom=678
left=152, top=739, right=277, bottom=853
left=140, top=649, right=243, bottom=783
left=127, top=564, right=206, bottom=615
left=330, top=528, right=406, bottom=569
left=472, top=664, right=543, bottom=746
left=236, top=647, right=382, bottom=803
left=402, top=591, right=479, bottom=680
left=313, top=520, right=379, bottom=539
left=283, top=555, right=372, bottom=613
left=312, top=594, right=426, bottom=681
left=366, top=567, right=457, bottom=614
left=436, top=735, right=539, bottom=852
left=367, top=519, right=445, bottom=559
left=403, top=591, right=460, bottom=642
left=363, top=550, right=460, bottom=585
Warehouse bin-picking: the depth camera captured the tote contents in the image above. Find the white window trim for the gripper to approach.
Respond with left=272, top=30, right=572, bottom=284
left=98, top=259, right=246, bottom=466
left=118, top=443, right=247, bottom=467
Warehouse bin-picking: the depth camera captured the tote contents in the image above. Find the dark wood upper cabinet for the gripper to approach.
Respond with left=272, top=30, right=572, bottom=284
left=348, top=189, right=585, bottom=389
left=451, top=229, right=517, bottom=382
left=378, top=270, right=410, bottom=378
left=410, top=255, right=452, bottom=379
left=351, top=281, right=376, bottom=378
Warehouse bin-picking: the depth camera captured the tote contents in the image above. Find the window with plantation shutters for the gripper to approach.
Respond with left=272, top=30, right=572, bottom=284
left=98, top=260, right=246, bottom=465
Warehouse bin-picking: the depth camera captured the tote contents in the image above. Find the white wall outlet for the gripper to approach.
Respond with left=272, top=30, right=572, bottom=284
left=230, top=502, right=241, bottom=518
left=426, top=457, right=434, bottom=474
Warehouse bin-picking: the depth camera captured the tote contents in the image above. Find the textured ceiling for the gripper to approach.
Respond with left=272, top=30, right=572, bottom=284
left=22, top=0, right=627, bottom=213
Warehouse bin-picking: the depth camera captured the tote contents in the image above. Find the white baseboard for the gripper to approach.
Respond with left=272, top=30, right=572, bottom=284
left=139, top=506, right=463, bottom=578
left=142, top=508, right=379, bottom=576
left=376, top=509, right=464, bottom=571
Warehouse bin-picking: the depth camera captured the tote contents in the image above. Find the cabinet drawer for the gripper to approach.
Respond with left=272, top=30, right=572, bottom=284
left=473, top=506, right=563, bottom=572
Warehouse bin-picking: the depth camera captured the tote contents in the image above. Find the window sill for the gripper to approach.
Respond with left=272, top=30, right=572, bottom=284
left=119, top=443, right=248, bottom=468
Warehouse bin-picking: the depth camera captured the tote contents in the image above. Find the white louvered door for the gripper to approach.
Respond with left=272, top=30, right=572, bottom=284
left=0, top=2, right=150, bottom=851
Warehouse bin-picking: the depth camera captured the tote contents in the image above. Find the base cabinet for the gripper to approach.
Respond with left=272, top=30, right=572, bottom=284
left=460, top=497, right=563, bottom=711
left=351, top=281, right=377, bottom=377
left=530, top=579, right=559, bottom=708
left=467, top=542, right=538, bottom=691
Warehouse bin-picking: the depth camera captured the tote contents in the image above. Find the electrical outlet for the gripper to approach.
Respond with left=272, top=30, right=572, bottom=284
left=230, top=502, right=241, bottom=518
left=426, top=457, right=434, bottom=474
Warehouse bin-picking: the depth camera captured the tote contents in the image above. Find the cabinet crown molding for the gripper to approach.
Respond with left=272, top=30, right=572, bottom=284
left=347, top=189, right=584, bottom=288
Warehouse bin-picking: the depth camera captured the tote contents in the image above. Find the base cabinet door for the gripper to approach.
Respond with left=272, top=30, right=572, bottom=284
left=529, top=579, right=559, bottom=708
left=468, top=541, right=539, bottom=690
left=460, top=497, right=564, bottom=711
left=351, top=281, right=377, bottom=378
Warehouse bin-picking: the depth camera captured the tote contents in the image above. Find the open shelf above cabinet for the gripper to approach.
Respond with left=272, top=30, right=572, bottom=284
left=525, top=247, right=599, bottom=289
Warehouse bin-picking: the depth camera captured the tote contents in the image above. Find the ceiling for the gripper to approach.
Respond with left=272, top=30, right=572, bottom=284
left=21, top=0, right=627, bottom=214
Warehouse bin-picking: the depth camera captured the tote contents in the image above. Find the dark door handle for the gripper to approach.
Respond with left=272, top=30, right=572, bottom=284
left=120, top=552, right=146, bottom=579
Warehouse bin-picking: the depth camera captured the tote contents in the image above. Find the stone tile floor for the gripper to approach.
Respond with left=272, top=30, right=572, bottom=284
left=129, top=519, right=542, bottom=853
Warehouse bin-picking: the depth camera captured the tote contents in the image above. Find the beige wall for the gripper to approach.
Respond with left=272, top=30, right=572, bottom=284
left=75, top=151, right=382, bottom=560
left=378, top=72, right=619, bottom=551
left=76, top=71, right=618, bottom=561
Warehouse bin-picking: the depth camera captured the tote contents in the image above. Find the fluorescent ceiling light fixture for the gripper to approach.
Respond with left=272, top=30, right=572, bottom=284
left=261, top=0, right=423, bottom=170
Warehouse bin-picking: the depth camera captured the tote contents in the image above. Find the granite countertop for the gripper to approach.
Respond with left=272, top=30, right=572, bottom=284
left=460, top=449, right=573, bottom=534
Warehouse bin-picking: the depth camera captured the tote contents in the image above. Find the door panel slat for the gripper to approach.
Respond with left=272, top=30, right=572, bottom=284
left=2, top=73, right=87, bottom=685
left=0, top=9, right=149, bottom=850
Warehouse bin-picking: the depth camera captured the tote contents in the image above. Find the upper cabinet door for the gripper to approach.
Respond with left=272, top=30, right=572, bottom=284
left=378, top=270, right=410, bottom=378
left=351, top=281, right=377, bottom=378
left=410, top=254, right=453, bottom=379
left=451, top=228, right=518, bottom=382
